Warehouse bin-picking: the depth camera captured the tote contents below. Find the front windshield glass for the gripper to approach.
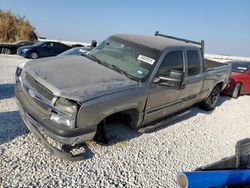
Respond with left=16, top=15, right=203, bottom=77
left=59, top=47, right=91, bottom=56
left=32, top=41, right=44, bottom=47
left=88, top=37, right=160, bottom=80
left=231, top=63, right=249, bottom=73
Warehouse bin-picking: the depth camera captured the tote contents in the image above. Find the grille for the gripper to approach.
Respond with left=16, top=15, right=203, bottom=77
left=25, top=72, right=54, bottom=101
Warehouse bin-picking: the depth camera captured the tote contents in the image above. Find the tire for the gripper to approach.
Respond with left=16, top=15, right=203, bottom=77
left=1, top=48, right=11, bottom=54
left=200, top=85, right=220, bottom=111
left=232, top=83, right=241, bottom=99
left=30, top=52, right=38, bottom=59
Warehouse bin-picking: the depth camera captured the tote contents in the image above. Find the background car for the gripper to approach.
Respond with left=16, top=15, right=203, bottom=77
left=57, top=46, right=93, bottom=56
left=222, top=61, right=250, bottom=98
left=0, top=40, right=34, bottom=54
left=17, top=41, right=70, bottom=59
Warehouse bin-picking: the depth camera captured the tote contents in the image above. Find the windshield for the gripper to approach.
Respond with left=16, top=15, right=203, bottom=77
left=88, top=37, right=160, bottom=80
left=32, top=41, right=45, bottom=47
left=58, top=47, right=91, bottom=56
left=231, top=63, right=249, bottom=73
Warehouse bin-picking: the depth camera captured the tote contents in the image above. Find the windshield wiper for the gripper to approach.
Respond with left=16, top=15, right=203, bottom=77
left=81, top=53, right=139, bottom=81
left=108, top=64, right=139, bottom=81
left=81, top=53, right=104, bottom=65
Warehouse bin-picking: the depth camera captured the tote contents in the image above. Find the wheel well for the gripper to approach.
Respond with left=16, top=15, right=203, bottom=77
left=99, top=109, right=139, bottom=128
left=216, top=82, right=225, bottom=91
left=31, top=51, right=38, bottom=55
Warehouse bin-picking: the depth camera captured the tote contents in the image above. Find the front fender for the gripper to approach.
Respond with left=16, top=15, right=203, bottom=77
left=76, top=87, right=148, bottom=129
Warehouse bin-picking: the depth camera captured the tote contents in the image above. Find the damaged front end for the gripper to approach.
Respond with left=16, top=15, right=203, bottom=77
left=15, top=70, right=96, bottom=161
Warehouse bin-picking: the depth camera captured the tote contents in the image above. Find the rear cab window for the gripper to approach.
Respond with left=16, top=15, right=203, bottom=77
left=186, top=50, right=201, bottom=76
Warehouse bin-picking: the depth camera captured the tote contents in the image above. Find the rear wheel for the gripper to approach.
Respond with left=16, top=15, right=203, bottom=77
left=30, top=52, right=38, bottom=59
left=232, top=83, right=241, bottom=99
left=200, top=85, right=220, bottom=111
left=1, top=48, right=11, bottom=54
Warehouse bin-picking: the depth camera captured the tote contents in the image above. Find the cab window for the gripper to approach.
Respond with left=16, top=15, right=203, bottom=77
left=158, top=51, right=184, bottom=77
left=187, top=50, right=200, bottom=76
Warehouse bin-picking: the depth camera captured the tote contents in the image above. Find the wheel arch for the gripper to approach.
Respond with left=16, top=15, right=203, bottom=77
left=234, top=82, right=244, bottom=95
left=29, top=50, right=39, bottom=59
left=216, top=81, right=226, bottom=91
left=96, top=108, right=141, bottom=129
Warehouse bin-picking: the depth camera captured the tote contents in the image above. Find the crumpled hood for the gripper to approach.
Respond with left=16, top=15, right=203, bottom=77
left=24, top=56, right=138, bottom=102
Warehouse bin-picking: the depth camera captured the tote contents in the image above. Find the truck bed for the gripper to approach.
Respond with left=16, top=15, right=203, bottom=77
left=204, top=59, right=227, bottom=70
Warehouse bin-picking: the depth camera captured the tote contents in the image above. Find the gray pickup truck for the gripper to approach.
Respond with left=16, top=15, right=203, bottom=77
left=15, top=32, right=231, bottom=160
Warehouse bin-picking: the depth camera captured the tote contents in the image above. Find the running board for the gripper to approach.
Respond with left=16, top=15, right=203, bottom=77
left=138, top=109, right=192, bottom=133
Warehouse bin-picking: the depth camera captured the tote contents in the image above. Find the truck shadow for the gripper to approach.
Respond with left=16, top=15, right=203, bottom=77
left=0, top=111, right=29, bottom=145
left=0, top=83, right=15, bottom=100
left=103, top=96, right=232, bottom=146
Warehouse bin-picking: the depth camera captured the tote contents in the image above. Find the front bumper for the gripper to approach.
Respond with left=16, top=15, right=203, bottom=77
left=17, top=100, right=92, bottom=161
left=17, top=50, right=30, bottom=58
left=15, top=81, right=97, bottom=160
left=15, top=83, right=96, bottom=145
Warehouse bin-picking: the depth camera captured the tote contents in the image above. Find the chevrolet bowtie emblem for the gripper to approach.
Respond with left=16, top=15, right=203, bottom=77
left=28, top=89, right=36, bottom=98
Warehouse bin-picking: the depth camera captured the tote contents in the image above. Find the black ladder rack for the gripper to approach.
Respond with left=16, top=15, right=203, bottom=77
left=154, top=31, right=205, bottom=56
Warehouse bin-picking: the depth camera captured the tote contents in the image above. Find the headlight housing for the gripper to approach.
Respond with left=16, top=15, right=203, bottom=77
left=55, top=97, right=78, bottom=114
left=15, top=67, right=23, bottom=82
left=49, top=97, right=79, bottom=128
left=22, top=49, right=30, bottom=53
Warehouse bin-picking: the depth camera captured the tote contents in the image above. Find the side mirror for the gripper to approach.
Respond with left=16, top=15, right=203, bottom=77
left=154, top=70, right=184, bottom=89
left=91, top=40, right=97, bottom=48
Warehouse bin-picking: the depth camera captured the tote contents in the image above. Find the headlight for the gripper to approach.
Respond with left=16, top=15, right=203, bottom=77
left=55, top=97, right=78, bottom=114
left=15, top=67, right=23, bottom=82
left=49, top=97, right=79, bottom=128
left=22, top=49, right=29, bottom=53
left=50, top=113, right=72, bottom=127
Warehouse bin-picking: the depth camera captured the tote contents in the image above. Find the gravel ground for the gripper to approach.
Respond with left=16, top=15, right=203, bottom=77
left=0, top=54, right=250, bottom=187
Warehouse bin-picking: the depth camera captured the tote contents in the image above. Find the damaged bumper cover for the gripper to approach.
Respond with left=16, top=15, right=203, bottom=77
left=15, top=82, right=96, bottom=161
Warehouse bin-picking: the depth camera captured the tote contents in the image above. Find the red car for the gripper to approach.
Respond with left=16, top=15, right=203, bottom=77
left=222, top=61, right=250, bottom=98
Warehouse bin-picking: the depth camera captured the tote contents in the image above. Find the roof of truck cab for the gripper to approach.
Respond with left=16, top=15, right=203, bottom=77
left=112, top=34, right=197, bottom=51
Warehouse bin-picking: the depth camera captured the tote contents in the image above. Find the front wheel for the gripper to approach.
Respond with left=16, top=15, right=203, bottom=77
left=232, top=83, right=241, bottom=99
left=200, top=85, right=220, bottom=111
left=30, top=52, right=38, bottom=59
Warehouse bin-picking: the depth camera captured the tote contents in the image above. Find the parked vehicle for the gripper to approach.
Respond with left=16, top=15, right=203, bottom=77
left=17, top=41, right=70, bottom=59
left=0, top=40, right=34, bottom=54
left=57, top=47, right=89, bottom=56
left=58, top=40, right=97, bottom=56
left=222, top=61, right=250, bottom=98
left=15, top=32, right=231, bottom=160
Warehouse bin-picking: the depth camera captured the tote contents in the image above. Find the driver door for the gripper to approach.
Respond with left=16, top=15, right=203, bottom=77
left=144, top=50, right=185, bottom=124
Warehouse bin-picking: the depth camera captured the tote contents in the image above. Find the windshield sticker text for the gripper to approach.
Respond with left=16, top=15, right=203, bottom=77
left=137, top=55, right=155, bottom=65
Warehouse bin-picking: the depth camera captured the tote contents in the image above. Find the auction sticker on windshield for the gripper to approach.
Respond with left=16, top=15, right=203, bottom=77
left=137, top=55, right=155, bottom=65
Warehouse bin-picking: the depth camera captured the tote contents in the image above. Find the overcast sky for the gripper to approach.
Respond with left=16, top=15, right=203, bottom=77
left=1, top=0, right=250, bottom=56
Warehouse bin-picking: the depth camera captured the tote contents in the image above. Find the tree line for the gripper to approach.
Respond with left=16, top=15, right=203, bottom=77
left=0, top=10, right=37, bottom=42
